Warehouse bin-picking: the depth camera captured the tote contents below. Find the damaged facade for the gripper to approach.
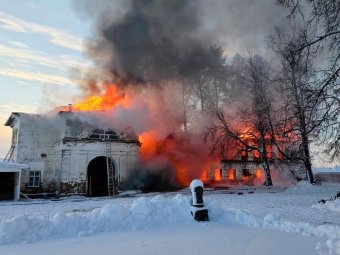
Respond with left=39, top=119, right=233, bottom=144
left=205, top=136, right=304, bottom=185
left=4, top=112, right=141, bottom=196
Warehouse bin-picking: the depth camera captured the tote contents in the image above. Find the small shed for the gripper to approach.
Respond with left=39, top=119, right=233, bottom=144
left=315, top=172, right=340, bottom=183
left=0, top=161, right=28, bottom=201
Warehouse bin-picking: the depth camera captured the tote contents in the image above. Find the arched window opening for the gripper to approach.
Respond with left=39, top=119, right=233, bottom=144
left=88, top=129, right=120, bottom=140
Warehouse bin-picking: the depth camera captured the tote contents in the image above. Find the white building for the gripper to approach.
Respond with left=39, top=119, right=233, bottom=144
left=4, top=111, right=141, bottom=197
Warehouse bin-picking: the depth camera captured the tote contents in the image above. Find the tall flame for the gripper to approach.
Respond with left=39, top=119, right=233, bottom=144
left=139, top=131, right=215, bottom=186
left=61, top=85, right=215, bottom=187
left=70, top=84, right=132, bottom=112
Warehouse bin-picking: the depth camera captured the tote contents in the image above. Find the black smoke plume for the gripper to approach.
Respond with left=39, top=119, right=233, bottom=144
left=78, top=0, right=211, bottom=85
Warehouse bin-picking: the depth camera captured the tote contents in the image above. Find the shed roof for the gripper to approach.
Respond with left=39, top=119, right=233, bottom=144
left=0, top=161, right=29, bottom=172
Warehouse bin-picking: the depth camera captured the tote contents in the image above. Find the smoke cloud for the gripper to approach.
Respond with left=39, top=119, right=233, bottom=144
left=66, top=0, right=293, bottom=190
left=75, top=0, right=213, bottom=86
left=73, top=0, right=287, bottom=87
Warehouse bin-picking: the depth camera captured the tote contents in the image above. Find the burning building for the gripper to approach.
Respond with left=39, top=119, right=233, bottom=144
left=3, top=105, right=302, bottom=198
left=2, top=83, right=219, bottom=198
left=202, top=129, right=304, bottom=186
left=4, top=111, right=141, bottom=196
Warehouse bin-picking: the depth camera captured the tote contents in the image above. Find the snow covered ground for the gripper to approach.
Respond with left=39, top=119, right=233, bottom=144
left=0, top=181, right=339, bottom=255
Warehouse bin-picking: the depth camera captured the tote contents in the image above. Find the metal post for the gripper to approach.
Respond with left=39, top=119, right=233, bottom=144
left=190, top=179, right=209, bottom=221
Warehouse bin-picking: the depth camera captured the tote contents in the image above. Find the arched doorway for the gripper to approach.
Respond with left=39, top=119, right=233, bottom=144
left=87, top=156, right=114, bottom=197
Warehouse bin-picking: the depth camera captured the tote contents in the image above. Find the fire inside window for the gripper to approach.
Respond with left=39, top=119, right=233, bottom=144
left=89, top=129, right=120, bottom=140
left=228, top=168, right=236, bottom=181
left=28, top=171, right=41, bottom=187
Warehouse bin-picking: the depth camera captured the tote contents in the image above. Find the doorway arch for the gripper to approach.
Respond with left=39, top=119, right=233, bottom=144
left=87, top=156, right=113, bottom=197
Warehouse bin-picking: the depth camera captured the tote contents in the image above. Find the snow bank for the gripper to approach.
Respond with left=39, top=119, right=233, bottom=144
left=0, top=195, right=192, bottom=244
left=284, top=181, right=321, bottom=194
left=1, top=192, right=340, bottom=254
left=1, top=195, right=271, bottom=244
left=207, top=199, right=340, bottom=255
left=313, top=199, right=340, bottom=214
left=204, top=195, right=340, bottom=254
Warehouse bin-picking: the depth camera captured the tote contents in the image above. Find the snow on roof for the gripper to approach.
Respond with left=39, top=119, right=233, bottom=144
left=313, top=166, right=340, bottom=173
left=0, top=161, right=29, bottom=170
left=315, top=172, right=340, bottom=175
left=4, top=112, right=41, bottom=126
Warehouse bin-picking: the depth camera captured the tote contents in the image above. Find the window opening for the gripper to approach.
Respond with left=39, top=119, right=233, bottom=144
left=28, top=171, right=41, bottom=187
left=88, top=129, right=120, bottom=140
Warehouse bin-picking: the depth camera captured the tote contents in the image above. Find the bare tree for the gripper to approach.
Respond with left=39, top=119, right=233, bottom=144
left=206, top=54, right=276, bottom=186
left=268, top=27, right=324, bottom=183
left=278, top=0, right=340, bottom=162
left=243, top=54, right=275, bottom=185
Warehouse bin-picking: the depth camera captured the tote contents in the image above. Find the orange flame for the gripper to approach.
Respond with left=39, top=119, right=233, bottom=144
left=58, top=84, right=217, bottom=187
left=60, top=84, right=132, bottom=112
left=139, top=131, right=216, bottom=186
left=254, top=168, right=263, bottom=179
left=201, top=170, right=208, bottom=182
left=139, top=131, right=160, bottom=160
left=214, top=168, right=221, bottom=181
left=228, top=168, right=236, bottom=181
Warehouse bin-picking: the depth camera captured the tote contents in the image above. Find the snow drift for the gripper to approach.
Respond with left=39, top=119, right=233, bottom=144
left=0, top=195, right=191, bottom=244
left=1, top=192, right=340, bottom=252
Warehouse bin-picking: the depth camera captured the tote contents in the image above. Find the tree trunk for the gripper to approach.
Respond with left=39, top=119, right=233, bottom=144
left=181, top=83, right=188, bottom=132
left=260, top=134, right=273, bottom=186
left=291, top=64, right=315, bottom=184
left=213, top=78, right=219, bottom=109
left=262, top=159, right=273, bottom=186
left=301, top=134, right=314, bottom=183
left=197, top=78, right=205, bottom=111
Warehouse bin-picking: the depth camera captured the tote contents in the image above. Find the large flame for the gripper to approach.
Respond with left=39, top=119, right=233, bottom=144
left=59, top=84, right=215, bottom=187
left=73, top=85, right=132, bottom=111
left=58, top=84, right=132, bottom=112
left=58, top=84, right=285, bottom=187
left=139, top=131, right=216, bottom=186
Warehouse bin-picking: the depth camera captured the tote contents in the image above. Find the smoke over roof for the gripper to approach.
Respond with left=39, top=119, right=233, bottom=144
left=74, top=0, right=287, bottom=87
left=75, top=0, right=214, bottom=85
left=65, top=0, right=292, bottom=190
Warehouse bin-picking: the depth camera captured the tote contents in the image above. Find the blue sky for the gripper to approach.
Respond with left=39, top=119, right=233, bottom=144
left=0, top=0, right=90, bottom=157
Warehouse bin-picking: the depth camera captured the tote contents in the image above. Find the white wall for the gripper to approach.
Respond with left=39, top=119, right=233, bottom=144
left=9, top=112, right=141, bottom=194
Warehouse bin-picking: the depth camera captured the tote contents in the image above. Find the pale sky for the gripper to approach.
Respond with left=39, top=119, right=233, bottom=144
left=0, top=0, right=90, bottom=157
